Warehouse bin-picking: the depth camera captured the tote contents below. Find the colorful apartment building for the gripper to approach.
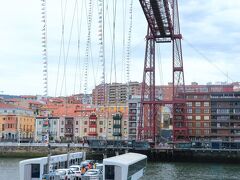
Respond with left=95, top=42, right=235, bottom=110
left=96, top=106, right=129, bottom=139
left=0, top=103, right=35, bottom=142
left=210, top=92, right=240, bottom=141
left=128, top=97, right=141, bottom=139
left=35, top=116, right=60, bottom=142
left=185, top=92, right=211, bottom=141
left=92, top=82, right=141, bottom=105
left=184, top=84, right=236, bottom=141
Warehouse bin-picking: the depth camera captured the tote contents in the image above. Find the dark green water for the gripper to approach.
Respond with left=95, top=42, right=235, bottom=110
left=142, top=162, right=240, bottom=180
left=1, top=158, right=240, bottom=180
left=0, top=158, right=24, bottom=180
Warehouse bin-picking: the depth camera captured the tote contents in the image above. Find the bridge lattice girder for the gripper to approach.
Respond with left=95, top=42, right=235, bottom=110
left=138, top=0, right=189, bottom=143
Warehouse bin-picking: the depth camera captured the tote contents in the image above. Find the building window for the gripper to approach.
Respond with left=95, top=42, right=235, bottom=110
left=100, top=128, right=103, bottom=133
left=196, top=116, right=201, bottom=120
left=204, top=123, right=209, bottom=127
left=204, top=129, right=210, bottom=135
left=195, top=108, right=201, bottom=114
left=195, top=102, right=201, bottom=107
left=196, top=129, right=201, bottom=135
left=89, top=128, right=96, bottom=132
left=99, top=121, right=103, bottom=125
left=54, top=121, right=56, bottom=125
left=114, top=120, right=121, bottom=125
left=124, top=121, right=127, bottom=126
left=196, top=122, right=201, bottom=128
left=113, top=128, right=121, bottom=133
left=76, top=121, right=78, bottom=125
left=186, top=102, right=192, bottom=107
left=204, top=109, right=209, bottom=114
left=188, top=130, right=192, bottom=135
left=61, top=128, right=64, bottom=133
left=84, top=121, right=88, bottom=125
left=188, top=123, right=192, bottom=127
left=84, top=128, right=87, bottom=133
left=204, top=102, right=209, bottom=107
left=75, top=128, right=78, bottom=133
left=187, top=109, right=192, bottom=113
left=61, top=121, right=64, bottom=125
left=204, top=116, right=209, bottom=120
left=39, top=121, right=42, bottom=125
left=187, top=116, right=192, bottom=120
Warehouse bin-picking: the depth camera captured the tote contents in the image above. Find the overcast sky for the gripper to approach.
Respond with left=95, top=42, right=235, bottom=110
left=0, top=0, right=239, bottom=96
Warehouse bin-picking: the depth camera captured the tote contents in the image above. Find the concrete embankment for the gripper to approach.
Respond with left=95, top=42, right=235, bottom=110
left=145, top=149, right=240, bottom=163
left=2, top=145, right=240, bottom=163
left=0, top=145, right=86, bottom=158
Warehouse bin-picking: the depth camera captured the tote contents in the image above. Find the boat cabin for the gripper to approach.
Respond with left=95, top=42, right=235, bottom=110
left=103, top=153, right=147, bottom=180
left=19, top=152, right=84, bottom=180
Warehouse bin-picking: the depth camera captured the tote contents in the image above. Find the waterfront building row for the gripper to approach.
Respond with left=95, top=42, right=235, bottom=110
left=1, top=82, right=240, bottom=143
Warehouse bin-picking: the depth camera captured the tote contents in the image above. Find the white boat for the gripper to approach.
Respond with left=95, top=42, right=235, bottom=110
left=19, top=152, right=85, bottom=180
left=103, top=153, right=147, bottom=180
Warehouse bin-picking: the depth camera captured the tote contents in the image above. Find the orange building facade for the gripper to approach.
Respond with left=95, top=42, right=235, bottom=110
left=0, top=103, right=35, bottom=142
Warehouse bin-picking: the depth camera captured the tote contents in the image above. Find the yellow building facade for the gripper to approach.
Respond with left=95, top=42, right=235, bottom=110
left=0, top=104, right=35, bottom=141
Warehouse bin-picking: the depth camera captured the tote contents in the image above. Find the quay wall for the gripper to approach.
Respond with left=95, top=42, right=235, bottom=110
left=2, top=145, right=240, bottom=163
left=0, top=145, right=86, bottom=158
left=146, top=149, right=240, bottom=163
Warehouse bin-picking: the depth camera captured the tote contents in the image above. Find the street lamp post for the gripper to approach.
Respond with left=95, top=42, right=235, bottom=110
left=47, top=143, right=51, bottom=173
left=17, top=118, right=21, bottom=145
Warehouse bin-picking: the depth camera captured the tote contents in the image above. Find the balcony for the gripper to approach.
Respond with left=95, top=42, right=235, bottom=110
left=113, top=132, right=122, bottom=136
left=88, top=132, right=98, bottom=136
left=113, top=113, right=122, bottom=120
left=129, top=104, right=137, bottom=108
left=64, top=132, right=73, bottom=137
left=89, top=124, right=97, bottom=128
left=211, top=126, right=230, bottom=130
left=113, top=124, right=121, bottom=128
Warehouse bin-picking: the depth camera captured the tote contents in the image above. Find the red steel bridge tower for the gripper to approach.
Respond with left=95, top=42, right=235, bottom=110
left=138, top=0, right=188, bottom=143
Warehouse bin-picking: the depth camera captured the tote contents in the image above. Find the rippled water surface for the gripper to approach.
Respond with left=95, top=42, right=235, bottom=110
left=141, top=162, right=240, bottom=180
left=0, top=158, right=24, bottom=180
left=1, top=158, right=240, bottom=180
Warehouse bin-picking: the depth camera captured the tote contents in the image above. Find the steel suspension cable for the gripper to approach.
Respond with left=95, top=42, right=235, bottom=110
left=126, top=0, right=133, bottom=84
left=183, top=38, right=234, bottom=82
left=83, top=0, right=93, bottom=102
left=73, top=0, right=84, bottom=95
left=121, top=0, right=127, bottom=83
left=55, top=0, right=68, bottom=97
left=60, top=0, right=78, bottom=96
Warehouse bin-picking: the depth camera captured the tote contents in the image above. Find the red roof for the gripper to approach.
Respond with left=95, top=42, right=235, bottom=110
left=20, top=95, right=37, bottom=98
left=5, top=98, right=20, bottom=102
left=27, top=100, right=43, bottom=105
left=0, top=103, right=17, bottom=109
left=0, top=103, right=32, bottom=111
left=45, top=103, right=96, bottom=117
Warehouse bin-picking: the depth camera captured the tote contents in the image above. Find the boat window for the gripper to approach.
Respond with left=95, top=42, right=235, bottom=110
left=105, top=165, right=114, bottom=180
left=31, top=164, right=40, bottom=178
left=128, top=159, right=147, bottom=177
left=43, top=164, right=48, bottom=174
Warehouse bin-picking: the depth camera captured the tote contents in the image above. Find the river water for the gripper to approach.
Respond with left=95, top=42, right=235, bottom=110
left=1, top=158, right=240, bottom=180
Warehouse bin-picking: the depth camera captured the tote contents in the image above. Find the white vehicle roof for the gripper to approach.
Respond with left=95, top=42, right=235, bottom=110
left=87, top=169, right=100, bottom=172
left=103, top=153, right=147, bottom=166
left=70, top=165, right=81, bottom=167
left=56, top=169, right=69, bottom=171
